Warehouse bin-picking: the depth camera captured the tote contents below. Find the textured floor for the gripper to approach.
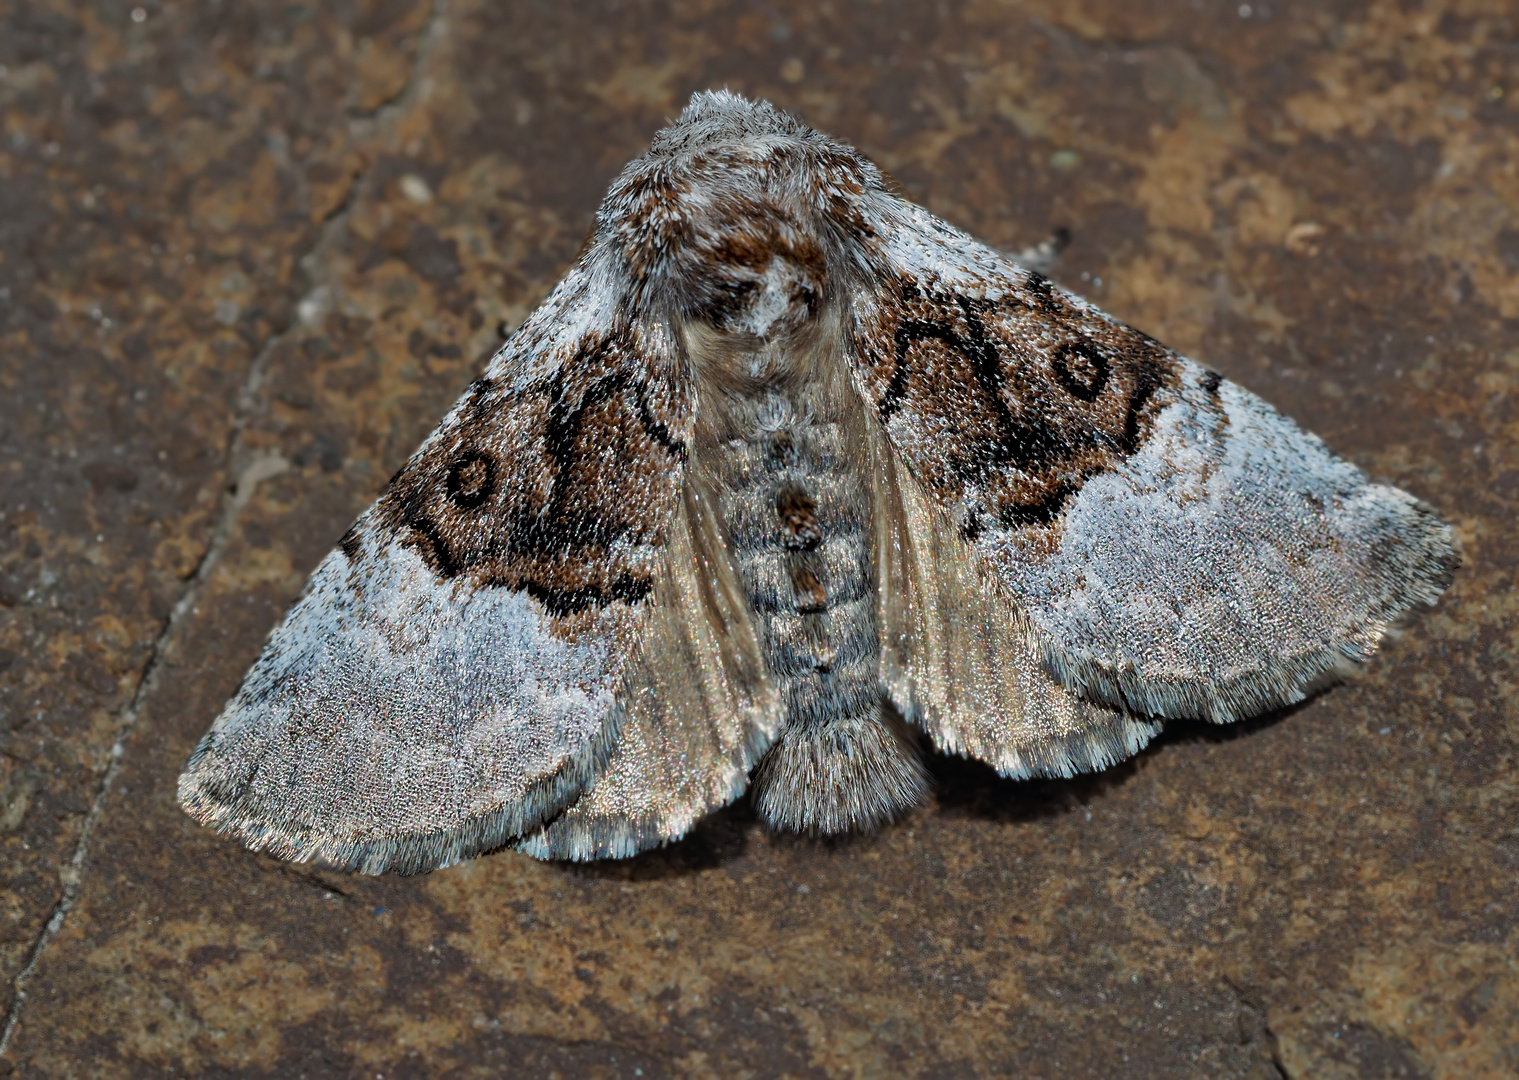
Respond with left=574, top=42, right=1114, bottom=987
left=1, top=1, right=1516, bottom=1076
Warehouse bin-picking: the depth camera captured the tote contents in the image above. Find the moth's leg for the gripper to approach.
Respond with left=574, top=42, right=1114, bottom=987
left=1007, top=227, right=1071, bottom=274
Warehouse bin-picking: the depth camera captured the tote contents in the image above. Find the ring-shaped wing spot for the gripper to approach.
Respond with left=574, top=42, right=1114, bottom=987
left=851, top=209, right=1184, bottom=551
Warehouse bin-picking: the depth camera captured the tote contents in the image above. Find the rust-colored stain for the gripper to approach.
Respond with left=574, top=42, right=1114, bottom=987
left=1, top=1, right=1514, bottom=1076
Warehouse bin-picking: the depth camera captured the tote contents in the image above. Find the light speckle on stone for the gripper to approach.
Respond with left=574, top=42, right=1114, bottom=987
left=399, top=174, right=433, bottom=204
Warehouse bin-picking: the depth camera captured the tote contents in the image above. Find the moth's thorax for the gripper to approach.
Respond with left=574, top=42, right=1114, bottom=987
left=685, top=305, right=851, bottom=450
left=711, top=242, right=823, bottom=337
left=602, top=100, right=877, bottom=335
left=630, top=185, right=831, bottom=335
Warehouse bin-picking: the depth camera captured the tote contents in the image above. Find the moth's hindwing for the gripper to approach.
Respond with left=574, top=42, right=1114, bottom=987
left=869, top=421, right=1159, bottom=777
left=177, top=259, right=695, bottom=874
left=518, top=473, right=784, bottom=861
left=852, top=199, right=1459, bottom=722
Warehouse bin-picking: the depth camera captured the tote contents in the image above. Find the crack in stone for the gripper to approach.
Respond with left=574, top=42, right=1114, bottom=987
left=1223, top=975, right=1292, bottom=1080
left=0, top=0, right=448, bottom=1056
left=1265, top=1022, right=1290, bottom=1080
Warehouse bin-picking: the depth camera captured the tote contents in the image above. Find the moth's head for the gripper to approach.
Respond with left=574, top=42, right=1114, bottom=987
left=601, top=91, right=883, bottom=339
left=647, top=90, right=811, bottom=155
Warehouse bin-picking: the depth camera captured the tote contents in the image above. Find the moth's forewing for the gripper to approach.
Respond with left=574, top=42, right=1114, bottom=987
left=849, top=199, right=1457, bottom=722
left=179, top=267, right=696, bottom=874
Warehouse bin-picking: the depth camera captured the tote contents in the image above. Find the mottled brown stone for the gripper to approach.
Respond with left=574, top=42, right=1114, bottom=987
left=0, top=0, right=432, bottom=1024
left=2, top=0, right=1515, bottom=1076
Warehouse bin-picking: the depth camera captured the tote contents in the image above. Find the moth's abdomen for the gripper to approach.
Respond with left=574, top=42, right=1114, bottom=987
left=703, top=407, right=926, bottom=834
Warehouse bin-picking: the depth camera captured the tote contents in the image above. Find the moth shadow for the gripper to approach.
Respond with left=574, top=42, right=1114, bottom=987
left=927, top=701, right=1305, bottom=825
left=926, top=748, right=1142, bottom=826
left=564, top=800, right=763, bottom=882
left=564, top=703, right=1311, bottom=874
left=1150, top=697, right=1306, bottom=750
left=560, top=792, right=919, bottom=880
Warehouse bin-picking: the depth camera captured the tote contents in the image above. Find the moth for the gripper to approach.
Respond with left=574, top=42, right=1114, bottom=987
left=179, top=92, right=1458, bottom=874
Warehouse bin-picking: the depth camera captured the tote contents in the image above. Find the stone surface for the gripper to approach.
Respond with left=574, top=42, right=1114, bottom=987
left=1, top=0, right=1515, bottom=1076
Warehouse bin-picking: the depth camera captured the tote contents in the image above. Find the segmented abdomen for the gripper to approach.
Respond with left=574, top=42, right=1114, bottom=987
left=707, top=418, right=879, bottom=731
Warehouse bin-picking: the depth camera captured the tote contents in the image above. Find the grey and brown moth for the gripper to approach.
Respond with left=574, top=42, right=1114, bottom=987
left=178, top=92, right=1458, bottom=874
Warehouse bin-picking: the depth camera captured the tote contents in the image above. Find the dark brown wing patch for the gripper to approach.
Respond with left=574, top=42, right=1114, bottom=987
left=854, top=274, right=1182, bottom=543
left=374, top=330, right=692, bottom=630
